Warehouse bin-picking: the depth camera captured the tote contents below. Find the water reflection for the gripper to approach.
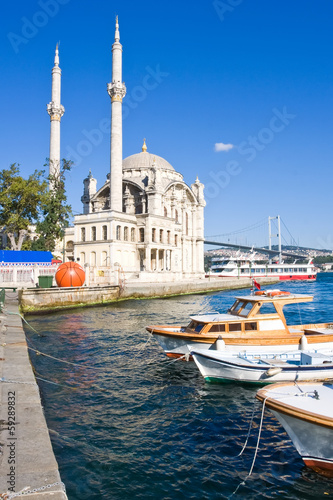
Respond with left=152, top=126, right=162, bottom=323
left=26, top=275, right=333, bottom=500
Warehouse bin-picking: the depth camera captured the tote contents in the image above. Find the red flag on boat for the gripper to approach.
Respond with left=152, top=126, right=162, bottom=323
left=253, top=278, right=261, bottom=290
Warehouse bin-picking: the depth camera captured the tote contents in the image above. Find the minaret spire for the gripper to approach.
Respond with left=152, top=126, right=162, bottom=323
left=47, top=44, right=65, bottom=186
left=107, top=16, right=126, bottom=212
left=115, top=15, right=120, bottom=42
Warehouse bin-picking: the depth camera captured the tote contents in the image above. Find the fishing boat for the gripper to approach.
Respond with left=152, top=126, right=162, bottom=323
left=256, top=382, right=333, bottom=476
left=146, top=290, right=333, bottom=359
left=206, top=255, right=317, bottom=281
left=190, top=348, right=333, bottom=384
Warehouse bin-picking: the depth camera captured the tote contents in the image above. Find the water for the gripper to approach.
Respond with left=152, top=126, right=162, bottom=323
left=26, top=274, right=333, bottom=499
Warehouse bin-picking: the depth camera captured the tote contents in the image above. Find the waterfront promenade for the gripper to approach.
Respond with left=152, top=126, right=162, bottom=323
left=0, top=291, right=67, bottom=499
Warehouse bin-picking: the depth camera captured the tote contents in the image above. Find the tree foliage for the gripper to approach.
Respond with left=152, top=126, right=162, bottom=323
left=313, top=255, right=333, bottom=264
left=33, top=159, right=73, bottom=252
left=0, top=164, right=48, bottom=250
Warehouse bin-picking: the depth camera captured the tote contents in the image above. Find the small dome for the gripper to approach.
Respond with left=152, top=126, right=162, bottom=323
left=122, top=152, right=175, bottom=171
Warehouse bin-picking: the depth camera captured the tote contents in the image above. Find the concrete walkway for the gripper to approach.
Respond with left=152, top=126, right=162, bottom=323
left=0, top=291, right=67, bottom=499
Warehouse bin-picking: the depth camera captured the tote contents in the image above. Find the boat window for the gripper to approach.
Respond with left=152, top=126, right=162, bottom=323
left=229, top=300, right=243, bottom=314
left=245, top=322, right=257, bottom=331
left=228, top=323, right=242, bottom=332
left=208, top=324, right=226, bottom=333
left=187, top=321, right=204, bottom=333
left=238, top=302, right=253, bottom=317
left=230, top=300, right=253, bottom=317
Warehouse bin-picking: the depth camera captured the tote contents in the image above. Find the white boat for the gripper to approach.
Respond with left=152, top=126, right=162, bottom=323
left=190, top=347, right=333, bottom=384
left=206, top=255, right=317, bottom=281
left=256, top=382, right=333, bottom=476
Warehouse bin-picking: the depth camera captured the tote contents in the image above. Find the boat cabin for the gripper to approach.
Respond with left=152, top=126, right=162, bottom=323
left=185, top=293, right=313, bottom=336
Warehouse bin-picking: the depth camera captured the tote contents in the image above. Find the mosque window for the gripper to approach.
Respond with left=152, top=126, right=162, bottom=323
left=152, top=228, right=156, bottom=242
left=116, top=225, right=121, bottom=240
left=102, top=225, right=107, bottom=240
left=81, top=228, right=86, bottom=242
left=139, top=228, right=145, bottom=242
left=175, top=210, right=179, bottom=223
left=91, top=226, right=96, bottom=241
left=124, top=227, right=129, bottom=241
left=90, top=252, right=96, bottom=266
left=160, top=229, right=163, bottom=243
left=131, top=228, right=135, bottom=242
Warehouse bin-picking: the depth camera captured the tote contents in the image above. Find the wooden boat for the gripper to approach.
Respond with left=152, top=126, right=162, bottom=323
left=256, top=382, right=333, bottom=476
left=146, top=290, right=333, bottom=359
left=190, top=348, right=333, bottom=384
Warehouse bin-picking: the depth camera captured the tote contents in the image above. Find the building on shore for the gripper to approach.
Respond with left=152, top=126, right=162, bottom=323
left=61, top=18, right=206, bottom=282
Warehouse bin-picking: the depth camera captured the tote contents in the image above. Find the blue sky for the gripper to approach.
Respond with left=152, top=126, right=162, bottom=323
left=1, top=0, right=333, bottom=249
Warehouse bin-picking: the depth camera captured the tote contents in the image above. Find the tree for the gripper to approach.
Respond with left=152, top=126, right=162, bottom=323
left=33, top=159, right=73, bottom=252
left=0, top=164, right=48, bottom=250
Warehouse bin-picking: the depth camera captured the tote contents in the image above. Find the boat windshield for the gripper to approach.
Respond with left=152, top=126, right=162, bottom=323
left=229, top=300, right=254, bottom=318
left=187, top=321, right=205, bottom=333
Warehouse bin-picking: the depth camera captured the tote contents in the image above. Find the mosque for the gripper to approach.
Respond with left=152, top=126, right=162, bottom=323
left=49, top=18, right=206, bottom=282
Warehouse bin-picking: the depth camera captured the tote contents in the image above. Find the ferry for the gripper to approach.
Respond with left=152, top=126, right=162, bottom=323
left=206, top=255, right=317, bottom=281
left=146, top=290, right=333, bottom=359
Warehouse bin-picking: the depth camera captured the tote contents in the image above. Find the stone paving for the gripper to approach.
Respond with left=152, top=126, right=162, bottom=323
left=0, top=291, right=67, bottom=499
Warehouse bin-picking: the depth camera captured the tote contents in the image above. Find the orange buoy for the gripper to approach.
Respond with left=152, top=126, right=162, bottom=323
left=55, top=262, right=85, bottom=288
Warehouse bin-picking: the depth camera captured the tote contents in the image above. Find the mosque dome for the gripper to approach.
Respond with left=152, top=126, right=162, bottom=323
left=122, top=152, right=175, bottom=172
left=122, top=140, right=175, bottom=172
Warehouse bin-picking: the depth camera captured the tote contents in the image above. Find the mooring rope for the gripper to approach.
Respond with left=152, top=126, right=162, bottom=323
left=223, top=398, right=259, bottom=460
left=229, top=397, right=267, bottom=498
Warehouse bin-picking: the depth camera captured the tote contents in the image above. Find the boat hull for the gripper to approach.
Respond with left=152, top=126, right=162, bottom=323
left=271, top=409, right=333, bottom=475
left=257, top=382, right=333, bottom=476
left=150, top=329, right=333, bottom=358
left=191, top=349, right=333, bottom=384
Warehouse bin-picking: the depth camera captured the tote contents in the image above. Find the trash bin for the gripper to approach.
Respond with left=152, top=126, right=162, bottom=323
left=38, top=276, right=53, bottom=288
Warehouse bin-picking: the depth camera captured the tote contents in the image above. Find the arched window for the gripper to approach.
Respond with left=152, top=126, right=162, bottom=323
left=102, top=225, right=107, bottom=240
left=81, top=228, right=86, bottom=242
left=175, top=210, right=179, bottom=223
left=152, top=228, right=156, bottom=242
left=167, top=231, right=171, bottom=244
left=175, top=234, right=178, bottom=246
left=116, top=225, right=121, bottom=240
left=90, top=252, right=96, bottom=266
left=164, top=206, right=168, bottom=217
left=160, top=229, right=163, bottom=243
left=91, top=226, right=96, bottom=241
left=101, top=251, right=107, bottom=265
left=139, top=228, right=145, bottom=242
left=124, top=226, right=129, bottom=241
left=131, top=228, right=135, bottom=242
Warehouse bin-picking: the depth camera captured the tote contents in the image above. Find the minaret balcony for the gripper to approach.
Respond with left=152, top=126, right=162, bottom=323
left=107, top=82, right=126, bottom=101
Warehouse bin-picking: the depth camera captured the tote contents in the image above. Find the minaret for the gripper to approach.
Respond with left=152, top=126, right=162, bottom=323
left=47, top=44, right=65, bottom=182
left=107, top=17, right=126, bottom=212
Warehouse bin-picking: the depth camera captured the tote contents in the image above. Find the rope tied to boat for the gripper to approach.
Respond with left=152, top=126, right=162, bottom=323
left=229, top=397, right=268, bottom=499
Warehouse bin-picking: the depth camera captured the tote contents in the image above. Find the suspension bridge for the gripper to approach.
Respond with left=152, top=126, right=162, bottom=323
left=204, top=216, right=306, bottom=260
